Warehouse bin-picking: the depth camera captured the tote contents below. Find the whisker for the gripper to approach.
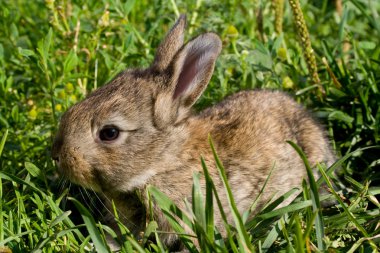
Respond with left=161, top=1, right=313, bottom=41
left=83, top=188, right=104, bottom=217
left=59, top=180, right=70, bottom=211
left=89, top=188, right=141, bottom=231
left=78, top=187, right=93, bottom=213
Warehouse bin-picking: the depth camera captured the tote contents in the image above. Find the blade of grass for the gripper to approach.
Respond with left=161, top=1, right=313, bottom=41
left=31, top=227, right=83, bottom=253
left=192, top=172, right=206, bottom=231
left=293, top=214, right=305, bottom=253
left=350, top=0, right=380, bottom=35
left=317, top=146, right=379, bottom=186
left=249, top=163, right=275, bottom=213
left=201, top=157, right=238, bottom=252
left=209, top=136, right=253, bottom=253
left=257, top=200, right=312, bottom=220
left=317, top=164, right=379, bottom=252
left=201, top=158, right=215, bottom=242
left=69, top=197, right=110, bottom=253
left=147, top=186, right=197, bottom=251
left=0, top=230, right=35, bottom=246
left=287, top=141, right=325, bottom=251
left=347, top=234, right=380, bottom=253
left=261, top=215, right=289, bottom=252
left=0, top=129, right=8, bottom=157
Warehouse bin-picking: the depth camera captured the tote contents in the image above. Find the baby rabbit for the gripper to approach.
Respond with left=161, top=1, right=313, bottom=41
left=52, top=15, right=334, bottom=249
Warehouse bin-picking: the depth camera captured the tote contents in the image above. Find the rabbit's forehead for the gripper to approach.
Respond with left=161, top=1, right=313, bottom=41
left=61, top=92, right=148, bottom=133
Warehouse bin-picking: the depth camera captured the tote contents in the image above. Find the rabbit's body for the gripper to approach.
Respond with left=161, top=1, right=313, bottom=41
left=52, top=15, right=334, bottom=249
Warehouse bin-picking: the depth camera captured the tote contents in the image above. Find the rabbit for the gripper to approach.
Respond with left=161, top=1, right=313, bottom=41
left=52, top=14, right=335, bottom=250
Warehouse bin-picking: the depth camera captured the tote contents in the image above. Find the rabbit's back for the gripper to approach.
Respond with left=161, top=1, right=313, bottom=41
left=196, top=90, right=333, bottom=164
left=186, top=90, right=334, bottom=212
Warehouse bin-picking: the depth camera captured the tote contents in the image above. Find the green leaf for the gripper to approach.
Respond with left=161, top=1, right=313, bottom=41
left=0, top=129, right=8, bottom=157
left=10, top=23, right=19, bottom=39
left=1, top=230, right=35, bottom=246
left=261, top=217, right=287, bottom=252
left=142, top=221, right=158, bottom=245
left=64, top=50, right=78, bottom=73
left=124, top=0, right=136, bottom=15
left=358, top=41, right=376, bottom=50
left=0, top=43, right=4, bottom=60
left=0, top=171, right=44, bottom=195
left=257, top=200, right=312, bottom=220
left=192, top=172, right=205, bottom=229
left=25, top=162, right=42, bottom=178
left=328, top=110, right=354, bottom=126
left=11, top=105, right=19, bottom=122
left=37, top=28, right=53, bottom=70
left=18, top=47, right=35, bottom=57
left=49, top=211, right=72, bottom=228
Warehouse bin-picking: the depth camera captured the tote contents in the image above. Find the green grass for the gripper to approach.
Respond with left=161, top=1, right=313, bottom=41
left=1, top=0, right=380, bottom=252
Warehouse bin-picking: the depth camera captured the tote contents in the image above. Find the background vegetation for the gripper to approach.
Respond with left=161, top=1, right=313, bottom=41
left=0, top=0, right=379, bottom=252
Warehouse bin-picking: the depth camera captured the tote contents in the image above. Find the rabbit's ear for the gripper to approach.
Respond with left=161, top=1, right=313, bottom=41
left=153, top=15, right=187, bottom=71
left=154, top=33, right=222, bottom=128
left=171, top=33, right=222, bottom=107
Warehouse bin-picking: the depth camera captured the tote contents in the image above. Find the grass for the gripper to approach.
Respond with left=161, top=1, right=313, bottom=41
left=0, top=0, right=380, bottom=252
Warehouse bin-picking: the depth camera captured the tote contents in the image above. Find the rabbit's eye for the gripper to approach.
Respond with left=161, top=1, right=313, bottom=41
left=99, top=126, right=119, bottom=141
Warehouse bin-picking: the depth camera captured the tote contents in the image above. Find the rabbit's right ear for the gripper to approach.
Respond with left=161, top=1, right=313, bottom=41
left=153, top=15, right=187, bottom=71
left=153, top=33, right=222, bottom=129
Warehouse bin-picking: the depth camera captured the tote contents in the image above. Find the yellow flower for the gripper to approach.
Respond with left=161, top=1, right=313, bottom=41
left=65, top=82, right=74, bottom=93
left=277, top=47, right=287, bottom=61
left=55, top=104, right=62, bottom=112
left=225, top=68, right=234, bottom=77
left=99, top=10, right=110, bottom=27
left=226, top=25, right=239, bottom=39
left=70, top=94, right=77, bottom=103
left=28, top=108, right=37, bottom=120
left=282, top=76, right=294, bottom=89
left=58, top=90, right=66, bottom=99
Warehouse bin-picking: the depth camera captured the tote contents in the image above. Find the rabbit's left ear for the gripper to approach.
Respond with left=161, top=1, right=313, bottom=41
left=153, top=15, right=187, bottom=71
left=153, top=32, right=222, bottom=128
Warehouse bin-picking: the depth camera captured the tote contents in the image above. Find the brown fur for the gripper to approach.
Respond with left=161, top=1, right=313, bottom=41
left=52, top=15, right=334, bottom=249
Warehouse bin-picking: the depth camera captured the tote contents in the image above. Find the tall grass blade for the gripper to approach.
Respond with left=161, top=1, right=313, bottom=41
left=0, top=230, right=35, bottom=246
left=209, top=136, right=253, bottom=253
left=147, top=186, right=196, bottom=251
left=257, top=200, right=312, bottom=220
left=261, top=216, right=287, bottom=252
left=200, top=158, right=216, bottom=244
left=0, top=129, right=8, bottom=157
left=287, top=141, right=325, bottom=250
left=192, top=172, right=206, bottom=230
left=293, top=214, right=305, bottom=253
left=69, top=197, right=110, bottom=253
left=317, top=164, right=379, bottom=252
left=31, top=227, right=82, bottom=253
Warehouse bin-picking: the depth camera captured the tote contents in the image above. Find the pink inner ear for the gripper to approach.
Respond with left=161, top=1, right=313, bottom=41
left=173, top=51, right=200, bottom=99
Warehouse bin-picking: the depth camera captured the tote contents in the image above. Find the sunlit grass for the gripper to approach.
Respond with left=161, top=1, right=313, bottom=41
left=0, top=0, right=379, bottom=252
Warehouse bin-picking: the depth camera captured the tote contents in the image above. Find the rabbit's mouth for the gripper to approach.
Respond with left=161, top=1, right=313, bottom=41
left=56, top=153, right=102, bottom=192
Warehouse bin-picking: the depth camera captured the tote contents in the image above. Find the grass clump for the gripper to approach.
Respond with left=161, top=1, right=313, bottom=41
left=1, top=0, right=379, bottom=252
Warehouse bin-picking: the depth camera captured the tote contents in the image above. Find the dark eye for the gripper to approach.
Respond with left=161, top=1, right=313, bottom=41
left=99, top=126, right=120, bottom=141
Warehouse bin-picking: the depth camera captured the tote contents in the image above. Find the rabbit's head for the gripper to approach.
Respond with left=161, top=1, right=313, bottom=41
left=52, top=15, right=222, bottom=193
